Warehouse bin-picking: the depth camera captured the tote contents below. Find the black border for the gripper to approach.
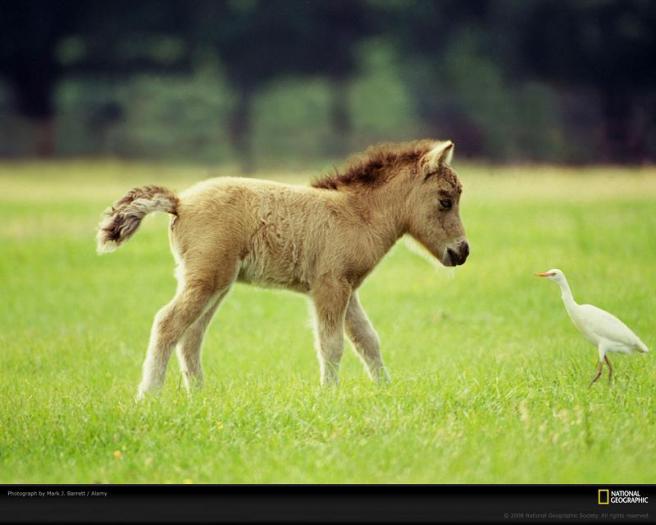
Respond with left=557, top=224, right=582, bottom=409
left=1, top=484, right=654, bottom=523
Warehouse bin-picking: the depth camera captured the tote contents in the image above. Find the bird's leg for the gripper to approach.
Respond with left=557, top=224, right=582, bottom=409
left=590, top=344, right=610, bottom=387
left=604, top=355, right=613, bottom=384
left=589, top=361, right=603, bottom=387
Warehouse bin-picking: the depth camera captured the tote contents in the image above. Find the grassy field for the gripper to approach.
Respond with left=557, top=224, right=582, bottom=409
left=1, top=160, right=655, bottom=484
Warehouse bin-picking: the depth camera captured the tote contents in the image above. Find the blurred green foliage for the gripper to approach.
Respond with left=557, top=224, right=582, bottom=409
left=0, top=40, right=573, bottom=166
left=0, top=0, right=655, bottom=166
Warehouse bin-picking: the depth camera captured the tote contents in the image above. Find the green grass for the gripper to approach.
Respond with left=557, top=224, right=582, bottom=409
left=1, top=161, right=655, bottom=483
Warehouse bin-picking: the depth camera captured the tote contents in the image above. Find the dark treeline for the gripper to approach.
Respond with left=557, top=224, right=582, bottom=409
left=1, top=0, right=655, bottom=168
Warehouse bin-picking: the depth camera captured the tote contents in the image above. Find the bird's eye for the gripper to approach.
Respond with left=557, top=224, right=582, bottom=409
left=439, top=199, right=452, bottom=210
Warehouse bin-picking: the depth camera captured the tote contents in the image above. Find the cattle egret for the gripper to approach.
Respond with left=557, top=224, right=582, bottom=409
left=536, top=269, right=649, bottom=385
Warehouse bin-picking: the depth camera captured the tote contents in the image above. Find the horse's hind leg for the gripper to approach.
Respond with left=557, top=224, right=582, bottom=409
left=136, top=257, right=238, bottom=400
left=176, top=289, right=228, bottom=392
left=345, top=293, right=390, bottom=382
left=136, top=282, right=216, bottom=400
left=310, top=277, right=351, bottom=385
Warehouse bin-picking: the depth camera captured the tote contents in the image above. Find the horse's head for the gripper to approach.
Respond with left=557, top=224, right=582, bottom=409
left=405, top=141, right=469, bottom=267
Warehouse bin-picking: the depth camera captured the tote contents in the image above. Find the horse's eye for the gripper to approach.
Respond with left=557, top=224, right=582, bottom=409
left=439, top=199, right=452, bottom=210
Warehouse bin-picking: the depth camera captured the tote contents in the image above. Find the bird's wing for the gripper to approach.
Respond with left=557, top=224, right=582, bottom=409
left=578, top=304, right=643, bottom=348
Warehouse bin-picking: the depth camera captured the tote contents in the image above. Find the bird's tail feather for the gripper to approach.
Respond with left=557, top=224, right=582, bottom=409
left=636, top=338, right=649, bottom=353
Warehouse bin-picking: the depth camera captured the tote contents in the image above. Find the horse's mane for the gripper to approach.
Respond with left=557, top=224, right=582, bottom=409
left=311, top=139, right=435, bottom=191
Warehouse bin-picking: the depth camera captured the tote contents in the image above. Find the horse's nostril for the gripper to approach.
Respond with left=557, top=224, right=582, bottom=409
left=446, top=241, right=469, bottom=266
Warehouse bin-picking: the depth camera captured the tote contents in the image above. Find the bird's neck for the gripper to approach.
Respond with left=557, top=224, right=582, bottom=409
left=557, top=278, right=577, bottom=310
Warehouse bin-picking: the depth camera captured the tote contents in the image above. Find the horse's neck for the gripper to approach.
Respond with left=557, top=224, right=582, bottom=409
left=348, top=187, right=408, bottom=260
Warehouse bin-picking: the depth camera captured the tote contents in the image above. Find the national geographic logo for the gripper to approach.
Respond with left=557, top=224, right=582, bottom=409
left=598, top=489, right=649, bottom=505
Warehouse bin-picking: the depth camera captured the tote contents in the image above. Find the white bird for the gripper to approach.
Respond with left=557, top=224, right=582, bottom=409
left=536, top=268, right=649, bottom=385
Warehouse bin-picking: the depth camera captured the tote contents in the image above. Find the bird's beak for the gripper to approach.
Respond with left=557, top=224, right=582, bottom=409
left=535, top=271, right=552, bottom=277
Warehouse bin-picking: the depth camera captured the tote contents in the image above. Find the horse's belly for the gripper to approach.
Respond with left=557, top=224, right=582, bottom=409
left=237, top=221, right=312, bottom=292
left=237, top=257, right=310, bottom=293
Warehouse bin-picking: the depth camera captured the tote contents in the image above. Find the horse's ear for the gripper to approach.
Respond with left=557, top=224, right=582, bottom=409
left=421, top=140, right=455, bottom=175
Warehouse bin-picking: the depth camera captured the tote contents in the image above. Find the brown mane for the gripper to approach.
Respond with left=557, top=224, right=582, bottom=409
left=311, top=139, right=436, bottom=191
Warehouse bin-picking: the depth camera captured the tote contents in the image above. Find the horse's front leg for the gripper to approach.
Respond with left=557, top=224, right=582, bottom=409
left=345, top=292, right=390, bottom=383
left=310, top=277, right=351, bottom=386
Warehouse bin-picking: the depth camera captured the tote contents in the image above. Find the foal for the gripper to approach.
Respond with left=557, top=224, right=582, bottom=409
left=96, top=140, right=469, bottom=399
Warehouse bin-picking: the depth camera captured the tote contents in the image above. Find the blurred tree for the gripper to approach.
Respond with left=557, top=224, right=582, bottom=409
left=520, top=0, right=656, bottom=163
left=0, top=0, right=192, bottom=157
left=0, top=0, right=79, bottom=155
left=373, top=0, right=492, bottom=155
left=4, top=0, right=653, bottom=164
left=193, top=0, right=371, bottom=172
left=307, top=2, right=371, bottom=157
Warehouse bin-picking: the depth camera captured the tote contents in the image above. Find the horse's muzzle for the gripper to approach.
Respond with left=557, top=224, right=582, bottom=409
left=446, top=240, right=469, bottom=266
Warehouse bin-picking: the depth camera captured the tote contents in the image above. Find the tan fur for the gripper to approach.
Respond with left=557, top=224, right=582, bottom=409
left=96, top=140, right=469, bottom=399
left=96, top=185, right=178, bottom=253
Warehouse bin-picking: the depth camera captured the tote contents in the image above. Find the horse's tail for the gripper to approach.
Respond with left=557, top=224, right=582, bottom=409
left=96, top=185, right=179, bottom=254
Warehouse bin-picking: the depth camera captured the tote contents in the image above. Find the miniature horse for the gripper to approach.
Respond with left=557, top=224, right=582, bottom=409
left=96, top=140, right=469, bottom=399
